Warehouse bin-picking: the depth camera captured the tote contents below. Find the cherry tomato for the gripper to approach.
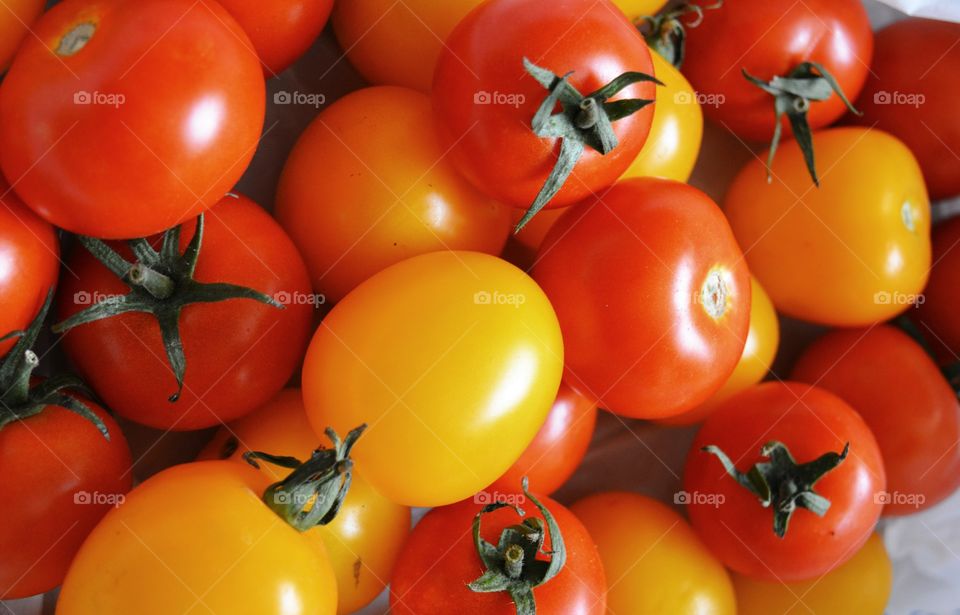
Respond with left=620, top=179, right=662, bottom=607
left=682, top=0, right=872, bottom=141
left=533, top=177, right=750, bottom=419
left=684, top=381, right=886, bottom=582
left=733, top=532, right=891, bottom=615
left=216, top=0, right=333, bottom=76
left=913, top=216, right=960, bottom=363
left=390, top=489, right=606, bottom=614
left=571, top=491, right=735, bottom=615
left=792, top=325, right=960, bottom=515
left=57, top=461, right=338, bottom=614
left=57, top=194, right=314, bottom=431
left=852, top=19, right=960, bottom=199
left=0, top=0, right=44, bottom=71
left=489, top=383, right=598, bottom=496
left=199, top=389, right=411, bottom=614
left=662, top=277, right=779, bottom=425
left=725, top=127, right=930, bottom=326
left=433, top=0, right=656, bottom=211
left=276, top=86, right=511, bottom=303
left=302, top=251, right=563, bottom=507
left=0, top=0, right=265, bottom=239
left=0, top=185, right=59, bottom=357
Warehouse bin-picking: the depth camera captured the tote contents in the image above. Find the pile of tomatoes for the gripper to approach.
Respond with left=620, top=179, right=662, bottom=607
left=1, top=0, right=959, bottom=613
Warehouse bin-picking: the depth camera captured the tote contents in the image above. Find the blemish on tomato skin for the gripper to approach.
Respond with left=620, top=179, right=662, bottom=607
left=353, top=557, right=362, bottom=587
left=57, top=22, right=97, bottom=57
left=700, top=269, right=729, bottom=320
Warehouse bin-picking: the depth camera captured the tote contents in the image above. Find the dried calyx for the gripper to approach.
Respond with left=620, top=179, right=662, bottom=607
left=638, top=0, right=724, bottom=68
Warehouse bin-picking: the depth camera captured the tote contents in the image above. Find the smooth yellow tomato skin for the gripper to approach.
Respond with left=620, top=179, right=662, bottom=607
left=302, top=251, right=564, bottom=507
left=613, top=0, right=668, bottom=19
left=734, top=532, right=892, bottom=615
left=57, top=462, right=337, bottom=615
left=725, top=127, right=930, bottom=326
left=199, top=389, right=411, bottom=615
left=572, top=492, right=736, bottom=615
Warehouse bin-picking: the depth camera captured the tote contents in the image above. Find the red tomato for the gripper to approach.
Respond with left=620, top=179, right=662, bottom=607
left=390, top=489, right=606, bottom=614
left=913, top=216, right=960, bottom=363
left=792, top=325, right=960, bottom=515
left=533, top=178, right=750, bottom=419
left=216, top=0, right=333, bottom=76
left=56, top=194, right=313, bottom=430
left=0, top=184, right=59, bottom=356
left=852, top=19, right=960, bottom=199
left=684, top=382, right=886, bottom=582
left=489, top=383, right=598, bottom=496
left=433, top=0, right=656, bottom=212
left=0, top=0, right=265, bottom=239
left=682, top=0, right=872, bottom=141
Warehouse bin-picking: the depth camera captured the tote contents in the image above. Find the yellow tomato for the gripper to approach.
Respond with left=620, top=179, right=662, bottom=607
left=725, top=127, right=930, bottom=326
left=199, top=389, right=411, bottom=615
left=332, top=0, right=483, bottom=91
left=572, top=491, right=736, bottom=615
left=58, top=462, right=337, bottom=615
left=613, top=0, right=669, bottom=19
left=734, top=532, right=892, bottom=615
left=0, top=0, right=44, bottom=71
left=621, top=48, right=703, bottom=183
left=302, top=251, right=563, bottom=507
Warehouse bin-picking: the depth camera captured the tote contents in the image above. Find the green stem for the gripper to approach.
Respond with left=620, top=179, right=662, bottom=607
left=128, top=264, right=175, bottom=300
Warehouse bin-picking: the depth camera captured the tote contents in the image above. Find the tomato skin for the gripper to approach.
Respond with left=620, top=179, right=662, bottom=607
left=433, top=0, right=655, bottom=210
left=684, top=382, right=886, bottom=582
left=199, top=389, right=411, bottom=615
left=56, top=195, right=314, bottom=431
left=852, top=19, right=960, bottom=199
left=276, top=86, right=511, bottom=304
left=0, top=0, right=44, bottom=71
left=533, top=178, right=750, bottom=419
left=0, top=0, right=265, bottom=239
left=682, top=0, right=871, bottom=140
left=302, top=251, right=564, bottom=508
left=725, top=127, right=930, bottom=327
left=489, top=383, right=598, bottom=496
left=734, top=532, right=891, bottom=615
left=913, top=216, right=960, bottom=363
left=792, top=326, right=960, bottom=515
left=57, top=461, right=337, bottom=614
left=390, top=494, right=606, bottom=614
left=571, top=492, right=735, bottom=615
left=216, top=0, right=332, bottom=75
left=0, top=186, right=59, bottom=357
left=613, top=0, right=667, bottom=19
left=0, top=395, right=131, bottom=599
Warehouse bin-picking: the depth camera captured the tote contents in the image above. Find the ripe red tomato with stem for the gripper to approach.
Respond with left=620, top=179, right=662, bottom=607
left=54, top=194, right=313, bottom=431
left=0, top=293, right=132, bottom=599
left=433, top=0, right=659, bottom=228
left=683, top=381, right=886, bottom=582
left=533, top=177, right=750, bottom=419
left=0, top=0, right=265, bottom=239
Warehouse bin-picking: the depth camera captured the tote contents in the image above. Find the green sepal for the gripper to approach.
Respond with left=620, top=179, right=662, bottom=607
left=638, top=0, right=724, bottom=68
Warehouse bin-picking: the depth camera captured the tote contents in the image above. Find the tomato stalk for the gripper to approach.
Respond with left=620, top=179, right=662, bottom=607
left=467, top=478, right=565, bottom=615
left=0, top=290, right=108, bottom=438
left=52, top=214, right=283, bottom=402
left=243, top=424, right=367, bottom=532
left=702, top=440, right=849, bottom=538
left=638, top=0, right=723, bottom=68
left=516, top=58, right=661, bottom=231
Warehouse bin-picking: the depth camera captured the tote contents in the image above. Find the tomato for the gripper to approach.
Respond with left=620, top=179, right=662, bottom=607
left=390, top=487, right=606, bottom=614
left=56, top=194, right=314, bottom=431
left=276, top=86, right=511, bottom=303
left=792, top=325, right=960, bottom=515
left=571, top=492, right=735, bottom=615
left=216, top=0, right=333, bottom=76
left=0, top=0, right=43, bottom=70
left=0, top=184, right=59, bottom=357
left=852, top=19, right=960, bottom=199
left=913, top=216, right=960, bottom=363
left=513, top=206, right=567, bottom=254
left=57, top=461, right=338, bottom=614
left=533, top=177, right=750, bottom=419
left=725, top=127, right=930, bottom=327
left=684, top=381, right=886, bottom=582
left=433, top=0, right=656, bottom=213
left=302, top=251, right=563, bottom=507
left=199, top=389, right=411, bottom=614
left=682, top=0, right=871, bottom=142
left=662, top=277, right=779, bottom=425
left=489, top=383, right=598, bottom=496
left=733, top=532, right=891, bottom=615
left=0, top=0, right=265, bottom=239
